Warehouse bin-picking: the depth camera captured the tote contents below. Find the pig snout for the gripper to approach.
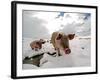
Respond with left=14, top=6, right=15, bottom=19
left=64, top=48, right=71, bottom=54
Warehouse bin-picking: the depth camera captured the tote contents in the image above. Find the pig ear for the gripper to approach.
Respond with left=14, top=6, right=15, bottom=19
left=68, top=34, right=75, bottom=40
left=56, top=34, right=62, bottom=40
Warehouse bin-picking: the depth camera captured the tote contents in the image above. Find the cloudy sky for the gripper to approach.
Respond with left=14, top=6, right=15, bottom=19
left=22, top=10, right=91, bottom=39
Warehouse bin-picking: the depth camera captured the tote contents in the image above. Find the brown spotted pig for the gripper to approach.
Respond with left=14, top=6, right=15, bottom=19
left=30, top=39, right=46, bottom=51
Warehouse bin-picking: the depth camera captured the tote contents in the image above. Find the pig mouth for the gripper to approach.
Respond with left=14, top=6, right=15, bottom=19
left=64, top=48, right=71, bottom=54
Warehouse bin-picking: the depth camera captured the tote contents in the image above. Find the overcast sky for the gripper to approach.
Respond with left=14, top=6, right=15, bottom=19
left=22, top=10, right=91, bottom=39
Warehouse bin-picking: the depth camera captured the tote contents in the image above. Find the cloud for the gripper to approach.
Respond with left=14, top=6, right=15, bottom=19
left=59, top=13, right=91, bottom=36
left=23, top=11, right=50, bottom=39
left=23, top=11, right=91, bottom=39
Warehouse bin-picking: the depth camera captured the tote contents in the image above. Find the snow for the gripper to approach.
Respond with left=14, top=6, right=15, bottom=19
left=40, top=53, right=75, bottom=68
left=22, top=38, right=55, bottom=59
left=22, top=64, right=38, bottom=69
left=22, top=11, right=91, bottom=69
left=22, top=37, right=91, bottom=69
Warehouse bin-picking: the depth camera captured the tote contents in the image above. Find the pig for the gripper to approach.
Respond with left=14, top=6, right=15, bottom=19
left=30, top=39, right=46, bottom=51
left=51, top=32, right=75, bottom=56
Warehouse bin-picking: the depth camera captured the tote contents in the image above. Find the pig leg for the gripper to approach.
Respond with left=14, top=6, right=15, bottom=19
left=56, top=48, right=61, bottom=57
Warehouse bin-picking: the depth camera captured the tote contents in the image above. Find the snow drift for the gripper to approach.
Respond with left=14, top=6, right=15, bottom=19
left=22, top=37, right=91, bottom=69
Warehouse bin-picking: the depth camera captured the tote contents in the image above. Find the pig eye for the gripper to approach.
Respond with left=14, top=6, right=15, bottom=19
left=42, top=42, right=45, bottom=44
left=56, top=34, right=62, bottom=40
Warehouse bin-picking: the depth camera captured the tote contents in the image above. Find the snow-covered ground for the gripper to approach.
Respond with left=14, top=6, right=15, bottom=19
left=22, top=37, right=91, bottom=69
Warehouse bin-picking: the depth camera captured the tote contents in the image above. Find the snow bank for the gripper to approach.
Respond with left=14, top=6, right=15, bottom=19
left=22, top=38, right=55, bottom=60
left=22, top=37, right=91, bottom=69
left=40, top=53, right=75, bottom=68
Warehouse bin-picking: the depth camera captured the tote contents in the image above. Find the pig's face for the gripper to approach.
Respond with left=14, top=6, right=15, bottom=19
left=39, top=39, right=46, bottom=44
left=31, top=42, right=41, bottom=51
left=56, top=33, right=75, bottom=54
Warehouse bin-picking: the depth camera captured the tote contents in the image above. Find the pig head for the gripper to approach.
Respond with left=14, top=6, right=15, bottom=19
left=51, top=32, right=75, bottom=56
